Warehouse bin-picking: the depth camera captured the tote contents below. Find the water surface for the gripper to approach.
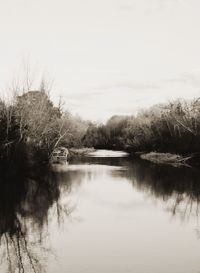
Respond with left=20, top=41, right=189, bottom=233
left=1, top=150, right=200, bottom=273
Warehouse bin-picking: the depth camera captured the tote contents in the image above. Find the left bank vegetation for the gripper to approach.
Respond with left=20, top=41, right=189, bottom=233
left=0, top=89, right=89, bottom=165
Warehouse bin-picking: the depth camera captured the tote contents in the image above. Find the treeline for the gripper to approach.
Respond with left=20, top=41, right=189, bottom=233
left=2, top=89, right=200, bottom=162
left=83, top=98, right=200, bottom=155
left=0, top=90, right=89, bottom=163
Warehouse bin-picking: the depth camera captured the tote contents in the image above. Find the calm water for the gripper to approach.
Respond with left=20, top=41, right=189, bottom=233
left=1, top=150, right=200, bottom=273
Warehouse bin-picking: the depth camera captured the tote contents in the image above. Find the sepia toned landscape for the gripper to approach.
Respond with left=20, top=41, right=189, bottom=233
left=1, top=0, right=200, bottom=272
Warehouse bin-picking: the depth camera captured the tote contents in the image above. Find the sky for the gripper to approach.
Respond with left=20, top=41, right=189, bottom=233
left=0, top=0, right=200, bottom=121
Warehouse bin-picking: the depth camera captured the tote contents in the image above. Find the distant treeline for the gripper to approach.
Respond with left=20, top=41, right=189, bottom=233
left=0, top=90, right=89, bottom=163
left=2, top=90, right=200, bottom=162
left=83, top=99, right=200, bottom=155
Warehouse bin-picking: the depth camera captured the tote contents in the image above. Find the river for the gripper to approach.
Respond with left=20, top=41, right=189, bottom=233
left=1, top=150, right=200, bottom=273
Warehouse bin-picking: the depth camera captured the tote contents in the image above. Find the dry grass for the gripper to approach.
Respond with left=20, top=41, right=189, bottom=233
left=69, top=148, right=95, bottom=157
left=140, top=152, right=192, bottom=167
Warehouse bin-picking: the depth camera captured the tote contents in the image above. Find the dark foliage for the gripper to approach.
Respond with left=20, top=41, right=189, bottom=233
left=0, top=90, right=89, bottom=163
left=83, top=99, right=200, bottom=155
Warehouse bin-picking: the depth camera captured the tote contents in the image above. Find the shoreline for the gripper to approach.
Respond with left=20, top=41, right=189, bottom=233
left=139, top=152, right=193, bottom=167
left=66, top=147, right=200, bottom=168
left=68, top=148, right=95, bottom=158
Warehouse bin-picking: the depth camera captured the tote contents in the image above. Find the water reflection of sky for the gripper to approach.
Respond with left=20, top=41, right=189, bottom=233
left=48, top=155, right=200, bottom=273
left=1, top=153, right=200, bottom=273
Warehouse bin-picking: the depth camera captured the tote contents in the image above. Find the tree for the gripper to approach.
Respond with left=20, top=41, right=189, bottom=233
left=14, top=90, right=61, bottom=155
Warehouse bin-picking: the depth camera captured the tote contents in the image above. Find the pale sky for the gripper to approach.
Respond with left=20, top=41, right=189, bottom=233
left=0, top=0, right=200, bottom=121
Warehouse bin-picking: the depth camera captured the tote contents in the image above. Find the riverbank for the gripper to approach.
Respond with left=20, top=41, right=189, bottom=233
left=139, top=152, right=192, bottom=167
left=69, top=147, right=198, bottom=168
left=69, top=148, right=95, bottom=158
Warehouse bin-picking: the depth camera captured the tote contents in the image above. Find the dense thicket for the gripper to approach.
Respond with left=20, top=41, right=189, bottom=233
left=0, top=90, right=89, bottom=163
left=83, top=99, right=200, bottom=155
left=2, top=90, right=200, bottom=161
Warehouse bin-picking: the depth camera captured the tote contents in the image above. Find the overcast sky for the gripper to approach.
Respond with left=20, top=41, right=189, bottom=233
left=0, top=0, right=200, bottom=121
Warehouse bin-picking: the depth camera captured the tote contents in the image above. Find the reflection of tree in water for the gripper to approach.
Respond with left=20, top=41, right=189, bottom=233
left=125, top=159, right=200, bottom=223
left=70, top=156, right=200, bottom=224
left=0, top=162, right=75, bottom=273
left=73, top=155, right=200, bottom=222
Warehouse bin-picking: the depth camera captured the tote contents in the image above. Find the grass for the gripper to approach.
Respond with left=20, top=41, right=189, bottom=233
left=140, top=152, right=192, bottom=167
left=69, top=148, right=95, bottom=158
